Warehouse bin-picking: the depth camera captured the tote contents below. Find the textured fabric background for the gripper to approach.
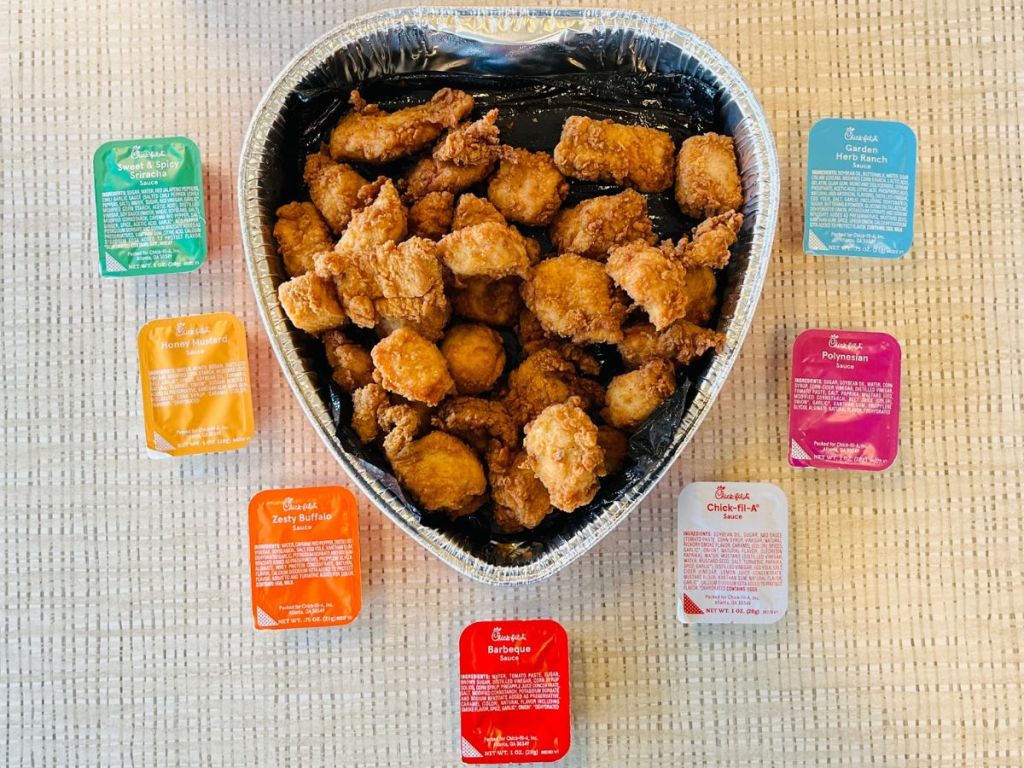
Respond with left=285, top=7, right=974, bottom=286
left=2, top=1, right=1022, bottom=765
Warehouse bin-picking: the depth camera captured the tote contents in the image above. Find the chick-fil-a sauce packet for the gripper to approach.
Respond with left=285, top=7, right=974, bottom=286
left=677, top=482, right=789, bottom=624
left=789, top=329, right=902, bottom=471
left=248, top=486, right=362, bottom=630
left=459, top=619, right=570, bottom=763
left=137, top=312, right=254, bottom=456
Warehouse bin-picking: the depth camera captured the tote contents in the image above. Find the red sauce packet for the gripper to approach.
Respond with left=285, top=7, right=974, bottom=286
left=459, top=619, right=571, bottom=763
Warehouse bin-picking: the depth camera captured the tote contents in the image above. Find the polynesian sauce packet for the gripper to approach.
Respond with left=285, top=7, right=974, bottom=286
left=459, top=619, right=571, bottom=764
left=137, top=312, right=254, bottom=456
left=94, top=137, right=207, bottom=276
left=789, top=329, right=902, bottom=471
left=248, top=486, right=362, bottom=630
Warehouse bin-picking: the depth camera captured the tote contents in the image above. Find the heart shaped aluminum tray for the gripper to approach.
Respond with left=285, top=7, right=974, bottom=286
left=238, top=6, right=779, bottom=585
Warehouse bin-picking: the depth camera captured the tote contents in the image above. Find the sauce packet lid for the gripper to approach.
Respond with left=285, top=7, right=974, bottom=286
left=677, top=482, right=789, bottom=624
left=137, top=312, right=255, bottom=456
left=804, top=118, right=917, bottom=258
left=248, top=486, right=362, bottom=630
left=789, top=329, right=902, bottom=471
left=459, top=619, right=571, bottom=763
left=94, top=137, right=207, bottom=276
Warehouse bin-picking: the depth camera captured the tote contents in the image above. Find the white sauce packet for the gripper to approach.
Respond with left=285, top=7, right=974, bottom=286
left=677, top=482, right=789, bottom=624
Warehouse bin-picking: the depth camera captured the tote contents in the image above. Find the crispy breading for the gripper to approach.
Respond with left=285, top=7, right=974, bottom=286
left=502, top=349, right=604, bottom=430
left=329, top=88, right=474, bottom=164
left=617, top=320, right=725, bottom=368
left=408, top=191, right=455, bottom=241
left=371, top=326, right=454, bottom=406
left=521, top=253, right=627, bottom=344
left=433, top=397, right=517, bottom=462
left=601, top=359, right=676, bottom=429
left=553, top=115, right=675, bottom=193
left=450, top=276, right=522, bottom=327
left=303, top=152, right=368, bottom=234
left=314, top=179, right=408, bottom=280
left=277, top=271, right=346, bottom=335
left=491, top=449, right=553, bottom=532
left=401, top=110, right=500, bottom=201
left=351, top=383, right=391, bottom=443
left=674, top=133, right=743, bottom=218
left=452, top=193, right=507, bottom=230
left=322, top=329, right=374, bottom=393
left=440, top=323, right=507, bottom=395
left=679, top=266, right=718, bottom=325
left=515, top=308, right=600, bottom=376
left=606, top=241, right=691, bottom=330
left=389, top=431, right=488, bottom=517
left=523, top=400, right=605, bottom=512
left=273, top=201, right=334, bottom=277
left=668, top=211, right=743, bottom=269
left=437, top=221, right=533, bottom=281
left=487, top=147, right=569, bottom=227
left=548, top=189, right=656, bottom=260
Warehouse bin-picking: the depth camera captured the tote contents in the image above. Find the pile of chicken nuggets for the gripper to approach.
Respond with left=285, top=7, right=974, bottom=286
left=275, top=86, right=744, bottom=532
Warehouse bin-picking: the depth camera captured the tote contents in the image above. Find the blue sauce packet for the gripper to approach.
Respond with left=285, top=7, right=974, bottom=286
left=804, top=119, right=917, bottom=258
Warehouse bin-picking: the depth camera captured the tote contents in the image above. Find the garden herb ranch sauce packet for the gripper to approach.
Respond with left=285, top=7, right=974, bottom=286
left=94, top=137, right=207, bottom=276
left=137, top=312, right=254, bottom=456
left=677, top=482, right=789, bottom=624
left=804, top=118, right=917, bottom=258
left=248, top=487, right=362, bottom=630
left=459, top=619, right=571, bottom=764
left=789, top=329, right=902, bottom=471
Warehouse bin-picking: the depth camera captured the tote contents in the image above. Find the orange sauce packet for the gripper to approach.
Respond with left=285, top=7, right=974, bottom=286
left=248, top=486, right=362, bottom=630
left=137, top=312, right=254, bottom=456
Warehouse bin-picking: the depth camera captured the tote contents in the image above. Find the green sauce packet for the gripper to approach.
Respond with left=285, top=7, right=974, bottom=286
left=94, top=137, right=207, bottom=276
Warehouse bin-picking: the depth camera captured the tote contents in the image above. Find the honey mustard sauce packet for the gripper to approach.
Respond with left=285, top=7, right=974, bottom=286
left=137, top=312, right=254, bottom=456
left=94, top=137, right=207, bottom=276
left=248, top=487, right=362, bottom=630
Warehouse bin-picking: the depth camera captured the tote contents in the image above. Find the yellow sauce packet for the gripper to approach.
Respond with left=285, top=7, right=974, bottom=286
left=137, top=312, right=255, bottom=456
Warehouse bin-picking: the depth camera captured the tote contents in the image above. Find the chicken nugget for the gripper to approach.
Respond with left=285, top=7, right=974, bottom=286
left=680, top=266, right=718, bottom=325
left=502, top=349, right=605, bottom=430
left=329, top=88, right=474, bottom=165
left=371, top=326, right=454, bottom=407
left=401, top=110, right=500, bottom=201
left=553, top=115, right=675, bottom=193
left=601, top=359, right=676, bottom=429
left=596, top=425, right=629, bottom=475
left=278, top=271, right=346, bottom=335
left=408, top=191, right=455, bottom=240
left=452, top=193, right=506, bottom=229
left=315, top=179, right=408, bottom=278
left=618, top=320, right=725, bottom=368
left=606, top=241, right=690, bottom=330
left=523, top=401, right=605, bottom=512
left=515, top=308, right=600, bottom=376
left=487, top=147, right=569, bottom=227
left=273, top=201, right=334, bottom=277
left=491, top=450, right=552, bottom=533
left=440, top=323, right=506, bottom=395
left=450, top=276, right=522, bottom=327
left=322, top=329, right=374, bottom=393
left=671, top=211, right=743, bottom=269
left=433, top=397, right=516, bottom=461
left=438, top=221, right=532, bottom=281
left=303, top=152, right=368, bottom=234
left=389, top=431, right=488, bottom=517
left=674, top=133, right=743, bottom=218
left=548, top=189, right=656, bottom=260
left=521, top=253, right=627, bottom=344
left=351, top=383, right=391, bottom=443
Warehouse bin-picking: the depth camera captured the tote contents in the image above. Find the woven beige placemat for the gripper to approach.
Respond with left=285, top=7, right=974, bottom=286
left=2, top=0, right=1022, bottom=765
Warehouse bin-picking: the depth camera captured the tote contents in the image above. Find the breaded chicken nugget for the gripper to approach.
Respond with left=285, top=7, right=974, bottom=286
left=450, top=276, right=522, bottom=327
left=303, top=152, right=368, bottom=234
left=521, top=253, right=627, bottom=344
left=438, top=221, right=532, bottom=281
left=606, top=241, right=690, bottom=330
left=440, top=323, right=506, bottom=395
left=314, top=179, right=408, bottom=277
left=601, top=359, right=676, bottom=429
left=351, top=383, right=391, bottom=443
left=596, top=426, right=629, bottom=475
left=273, top=201, right=334, bottom=277
left=390, top=431, right=488, bottom=517
left=401, top=110, right=500, bottom=201
left=679, top=266, right=718, bottom=325
left=670, top=211, right=743, bottom=269
left=322, top=329, right=374, bottom=393
left=674, top=133, right=743, bottom=218
left=515, top=308, right=600, bottom=376
left=277, top=271, right=346, bottom=335
left=524, top=401, right=605, bottom=512
left=553, top=115, right=675, bottom=193
left=408, top=191, right=454, bottom=240
left=491, top=450, right=552, bottom=533
left=329, top=88, right=474, bottom=165
left=548, top=189, right=656, bottom=260
left=502, top=349, right=605, bottom=430
left=433, top=397, right=517, bottom=461
left=487, top=147, right=569, bottom=227
left=371, top=326, right=454, bottom=407
left=618, top=320, right=725, bottom=369
left=452, top=193, right=507, bottom=230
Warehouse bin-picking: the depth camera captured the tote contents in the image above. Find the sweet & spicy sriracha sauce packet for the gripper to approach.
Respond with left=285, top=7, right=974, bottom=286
left=459, top=619, right=571, bottom=763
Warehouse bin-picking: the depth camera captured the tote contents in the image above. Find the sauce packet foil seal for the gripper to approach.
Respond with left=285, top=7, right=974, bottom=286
left=677, top=482, right=788, bottom=624
left=804, top=118, right=917, bottom=258
left=137, top=312, right=255, bottom=456
left=459, top=619, right=571, bottom=763
left=789, top=329, right=902, bottom=471
left=94, top=137, right=207, bottom=276
left=248, top=486, right=362, bottom=630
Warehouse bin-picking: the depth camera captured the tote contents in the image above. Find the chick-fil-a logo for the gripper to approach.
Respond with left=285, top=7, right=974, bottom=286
left=282, top=497, right=318, bottom=512
left=828, top=334, right=863, bottom=352
left=845, top=126, right=879, bottom=142
left=715, top=485, right=752, bottom=501
left=491, top=626, right=527, bottom=643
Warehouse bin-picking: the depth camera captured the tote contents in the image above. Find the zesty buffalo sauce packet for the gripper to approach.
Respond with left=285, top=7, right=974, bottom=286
left=677, top=482, right=789, bottom=624
left=789, top=329, right=902, bottom=471
left=248, top=486, right=362, bottom=630
left=459, top=619, right=571, bottom=764
left=137, top=312, right=254, bottom=456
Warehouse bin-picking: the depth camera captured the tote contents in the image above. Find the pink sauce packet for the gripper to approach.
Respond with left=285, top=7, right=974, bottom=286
left=789, top=329, right=902, bottom=471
